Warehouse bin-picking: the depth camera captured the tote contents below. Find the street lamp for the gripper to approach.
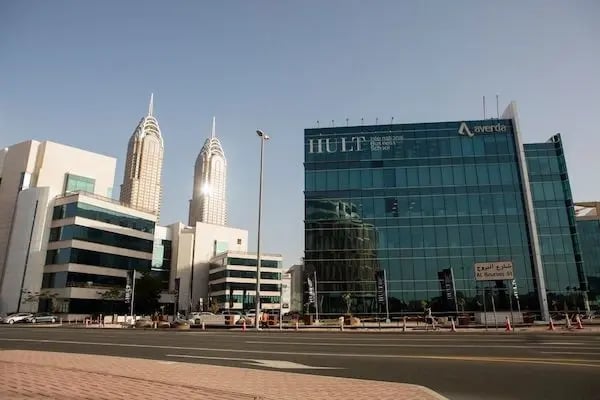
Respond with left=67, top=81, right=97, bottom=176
left=255, top=129, right=270, bottom=330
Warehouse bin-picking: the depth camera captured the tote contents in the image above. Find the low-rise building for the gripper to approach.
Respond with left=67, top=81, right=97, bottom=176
left=207, top=251, right=283, bottom=312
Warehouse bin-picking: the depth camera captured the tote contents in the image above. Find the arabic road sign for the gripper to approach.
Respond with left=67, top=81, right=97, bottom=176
left=474, top=261, right=514, bottom=281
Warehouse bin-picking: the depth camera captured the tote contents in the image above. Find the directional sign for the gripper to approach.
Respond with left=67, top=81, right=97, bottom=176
left=474, top=261, right=514, bottom=281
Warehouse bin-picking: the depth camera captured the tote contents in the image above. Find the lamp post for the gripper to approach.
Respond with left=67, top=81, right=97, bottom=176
left=255, top=129, right=270, bottom=330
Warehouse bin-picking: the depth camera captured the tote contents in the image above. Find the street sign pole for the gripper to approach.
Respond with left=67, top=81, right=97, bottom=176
left=482, top=285, right=488, bottom=331
left=450, top=267, right=459, bottom=316
left=130, top=270, right=136, bottom=320
left=314, top=271, right=319, bottom=323
left=490, top=283, right=498, bottom=331
left=383, top=269, right=390, bottom=323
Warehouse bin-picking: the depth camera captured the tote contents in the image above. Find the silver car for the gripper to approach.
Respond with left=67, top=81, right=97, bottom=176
left=2, top=313, right=33, bottom=324
left=27, top=312, right=59, bottom=324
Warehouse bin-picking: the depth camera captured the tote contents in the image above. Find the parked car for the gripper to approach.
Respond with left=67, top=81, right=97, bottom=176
left=26, top=313, right=59, bottom=324
left=2, top=313, right=33, bottom=324
left=187, top=312, right=215, bottom=324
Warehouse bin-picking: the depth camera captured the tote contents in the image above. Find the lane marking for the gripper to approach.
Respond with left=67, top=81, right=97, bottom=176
left=541, top=342, right=585, bottom=346
left=541, top=351, right=600, bottom=356
left=0, top=337, right=598, bottom=368
left=165, top=354, right=340, bottom=369
left=244, top=340, right=600, bottom=350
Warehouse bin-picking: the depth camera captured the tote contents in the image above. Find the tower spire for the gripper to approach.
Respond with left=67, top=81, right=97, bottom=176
left=211, top=116, right=216, bottom=138
left=148, top=93, right=154, bottom=116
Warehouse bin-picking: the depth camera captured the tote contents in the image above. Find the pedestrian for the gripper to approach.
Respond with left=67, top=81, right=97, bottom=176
left=425, top=307, right=433, bottom=330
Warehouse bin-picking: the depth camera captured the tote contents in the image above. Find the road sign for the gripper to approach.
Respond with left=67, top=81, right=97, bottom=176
left=474, top=261, right=514, bottom=281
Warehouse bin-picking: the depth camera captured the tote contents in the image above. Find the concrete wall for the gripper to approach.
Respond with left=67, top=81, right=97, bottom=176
left=0, top=187, right=50, bottom=313
left=0, top=141, right=40, bottom=286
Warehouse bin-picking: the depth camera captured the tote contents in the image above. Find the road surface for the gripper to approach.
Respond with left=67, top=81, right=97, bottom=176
left=1, top=326, right=599, bottom=399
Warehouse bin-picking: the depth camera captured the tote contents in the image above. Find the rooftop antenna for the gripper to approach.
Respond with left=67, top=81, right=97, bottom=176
left=346, top=118, right=349, bottom=127
left=496, top=94, right=500, bottom=119
left=376, top=117, right=379, bottom=125
left=391, top=117, right=394, bottom=125
left=148, top=93, right=154, bottom=116
left=316, top=120, right=320, bottom=128
left=361, top=117, right=364, bottom=125
left=331, top=119, right=335, bottom=127
left=211, top=116, right=216, bottom=138
left=483, top=96, right=486, bottom=120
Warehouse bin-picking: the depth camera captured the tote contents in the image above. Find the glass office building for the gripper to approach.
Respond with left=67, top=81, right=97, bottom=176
left=575, top=203, right=600, bottom=310
left=43, top=192, right=156, bottom=314
left=304, top=102, right=584, bottom=319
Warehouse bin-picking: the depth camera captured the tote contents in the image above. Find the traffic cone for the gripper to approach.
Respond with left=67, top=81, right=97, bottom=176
left=548, top=318, right=556, bottom=331
left=450, top=317, right=457, bottom=332
left=576, top=314, right=584, bottom=330
left=504, top=316, right=513, bottom=332
left=242, top=320, right=247, bottom=332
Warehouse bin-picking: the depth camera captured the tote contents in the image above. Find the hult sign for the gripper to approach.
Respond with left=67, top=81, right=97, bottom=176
left=308, top=136, right=367, bottom=154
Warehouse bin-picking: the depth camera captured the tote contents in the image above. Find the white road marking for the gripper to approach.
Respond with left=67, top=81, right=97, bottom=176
left=540, top=352, right=600, bottom=356
left=541, top=342, right=585, bottom=346
left=244, top=340, right=600, bottom=350
left=1, top=338, right=599, bottom=368
left=165, top=354, right=340, bottom=369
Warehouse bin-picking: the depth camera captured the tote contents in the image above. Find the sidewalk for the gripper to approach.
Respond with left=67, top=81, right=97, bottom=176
left=0, top=350, right=446, bottom=400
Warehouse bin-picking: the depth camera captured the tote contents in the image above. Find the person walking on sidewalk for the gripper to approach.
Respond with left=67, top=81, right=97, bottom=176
left=425, top=306, right=434, bottom=331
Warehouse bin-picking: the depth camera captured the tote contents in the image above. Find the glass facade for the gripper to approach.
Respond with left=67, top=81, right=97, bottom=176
left=577, top=218, right=600, bottom=309
left=151, top=239, right=172, bottom=290
left=49, top=225, right=154, bottom=252
left=42, top=271, right=126, bottom=289
left=525, top=135, right=587, bottom=312
left=305, top=120, right=583, bottom=317
left=64, top=173, right=95, bottom=194
left=53, top=202, right=155, bottom=233
left=45, top=248, right=151, bottom=270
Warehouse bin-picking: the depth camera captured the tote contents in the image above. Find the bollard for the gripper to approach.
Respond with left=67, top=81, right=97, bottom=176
left=450, top=317, right=457, bottom=332
left=565, top=314, right=572, bottom=330
left=339, top=316, right=344, bottom=332
left=242, top=320, right=247, bottom=332
left=402, top=316, right=407, bottom=333
left=548, top=318, right=556, bottom=331
left=295, top=320, right=299, bottom=331
left=201, top=321, right=205, bottom=331
left=575, top=314, right=584, bottom=330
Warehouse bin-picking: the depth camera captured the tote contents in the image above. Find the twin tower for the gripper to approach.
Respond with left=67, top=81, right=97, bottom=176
left=119, top=94, right=227, bottom=226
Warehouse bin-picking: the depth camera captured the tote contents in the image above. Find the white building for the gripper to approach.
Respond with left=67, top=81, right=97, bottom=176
left=120, top=94, right=164, bottom=217
left=167, top=222, right=247, bottom=312
left=207, top=250, right=284, bottom=312
left=0, top=140, right=154, bottom=314
left=188, top=118, right=227, bottom=226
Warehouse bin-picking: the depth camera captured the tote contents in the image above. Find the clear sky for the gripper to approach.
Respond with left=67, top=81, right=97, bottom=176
left=1, top=1, right=599, bottom=266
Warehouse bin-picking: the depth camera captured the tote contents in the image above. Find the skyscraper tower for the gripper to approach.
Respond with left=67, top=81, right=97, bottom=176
left=189, top=117, right=227, bottom=226
left=120, top=94, right=164, bottom=216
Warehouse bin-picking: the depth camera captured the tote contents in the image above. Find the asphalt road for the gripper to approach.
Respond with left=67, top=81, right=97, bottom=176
left=1, top=326, right=599, bottom=400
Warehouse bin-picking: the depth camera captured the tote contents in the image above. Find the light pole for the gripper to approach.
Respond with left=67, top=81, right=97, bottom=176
left=255, top=129, right=270, bottom=330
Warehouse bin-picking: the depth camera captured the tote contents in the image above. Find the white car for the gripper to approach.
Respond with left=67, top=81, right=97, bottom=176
left=2, top=313, right=33, bottom=324
left=187, top=312, right=215, bottom=324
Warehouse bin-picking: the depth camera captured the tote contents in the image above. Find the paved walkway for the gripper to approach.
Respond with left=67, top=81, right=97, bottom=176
left=0, top=350, right=445, bottom=400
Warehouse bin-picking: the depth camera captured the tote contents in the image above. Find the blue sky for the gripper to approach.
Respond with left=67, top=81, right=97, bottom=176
left=1, top=1, right=599, bottom=266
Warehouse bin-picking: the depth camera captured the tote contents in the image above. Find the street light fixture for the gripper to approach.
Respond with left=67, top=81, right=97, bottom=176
left=255, top=129, right=270, bottom=330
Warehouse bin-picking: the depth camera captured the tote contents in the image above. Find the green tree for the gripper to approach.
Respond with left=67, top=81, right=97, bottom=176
left=22, top=289, right=60, bottom=312
left=133, top=273, right=162, bottom=315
